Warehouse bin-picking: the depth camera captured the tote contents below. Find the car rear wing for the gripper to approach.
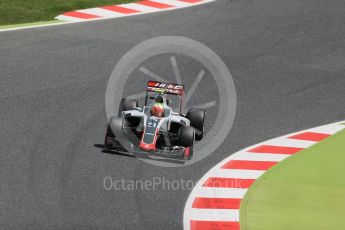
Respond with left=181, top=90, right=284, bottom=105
left=147, top=81, right=184, bottom=96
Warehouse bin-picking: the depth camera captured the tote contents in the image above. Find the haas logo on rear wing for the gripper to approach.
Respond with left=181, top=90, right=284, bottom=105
left=147, top=81, right=184, bottom=95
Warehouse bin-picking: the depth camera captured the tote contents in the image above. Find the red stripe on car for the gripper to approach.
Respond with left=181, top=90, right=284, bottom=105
left=184, top=147, right=191, bottom=158
left=139, top=127, right=158, bottom=151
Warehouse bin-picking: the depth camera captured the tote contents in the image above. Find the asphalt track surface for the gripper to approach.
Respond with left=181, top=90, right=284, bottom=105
left=1, top=0, right=345, bottom=229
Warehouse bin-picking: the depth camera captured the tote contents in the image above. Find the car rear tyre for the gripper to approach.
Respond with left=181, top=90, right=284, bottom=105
left=118, top=98, right=138, bottom=115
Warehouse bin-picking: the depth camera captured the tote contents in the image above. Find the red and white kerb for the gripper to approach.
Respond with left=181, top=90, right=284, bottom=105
left=183, top=121, right=345, bottom=230
left=56, top=0, right=215, bottom=22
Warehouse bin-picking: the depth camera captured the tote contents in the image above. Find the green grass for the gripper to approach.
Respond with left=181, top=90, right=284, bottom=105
left=240, top=128, right=345, bottom=230
left=0, top=0, right=135, bottom=26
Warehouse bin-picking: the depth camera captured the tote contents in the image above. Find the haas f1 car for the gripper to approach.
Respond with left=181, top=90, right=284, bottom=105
left=104, top=81, right=205, bottom=160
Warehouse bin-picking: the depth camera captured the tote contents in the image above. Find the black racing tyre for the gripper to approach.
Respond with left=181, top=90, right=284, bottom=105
left=118, top=98, right=138, bottom=115
left=178, top=126, right=195, bottom=147
left=186, top=109, right=205, bottom=141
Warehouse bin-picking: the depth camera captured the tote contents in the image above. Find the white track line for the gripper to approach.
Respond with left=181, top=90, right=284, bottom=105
left=77, top=8, right=124, bottom=18
left=122, top=3, right=160, bottom=12
left=55, top=15, right=84, bottom=22
left=308, top=124, right=345, bottom=134
left=231, top=151, right=290, bottom=162
left=189, top=208, right=240, bottom=221
left=264, top=137, right=316, bottom=148
left=195, top=187, right=248, bottom=199
left=210, top=169, right=265, bottom=179
left=154, top=0, right=192, bottom=7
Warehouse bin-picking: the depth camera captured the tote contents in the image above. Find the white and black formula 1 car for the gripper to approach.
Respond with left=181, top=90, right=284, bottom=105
left=104, top=81, right=205, bottom=160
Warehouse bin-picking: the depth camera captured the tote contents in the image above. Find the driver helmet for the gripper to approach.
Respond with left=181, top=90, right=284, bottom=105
left=155, top=95, right=164, bottom=103
left=151, top=102, right=164, bottom=117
